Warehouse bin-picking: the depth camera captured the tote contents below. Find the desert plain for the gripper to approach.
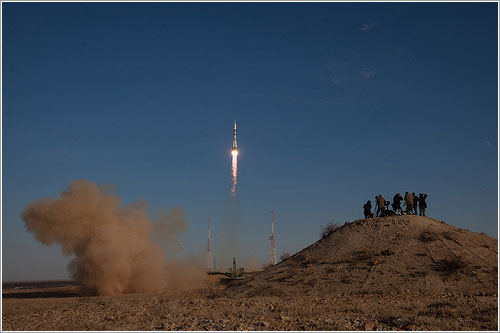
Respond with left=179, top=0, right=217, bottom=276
left=2, top=216, right=498, bottom=331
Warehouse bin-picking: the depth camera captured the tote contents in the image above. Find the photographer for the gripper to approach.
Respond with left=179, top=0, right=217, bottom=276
left=363, top=200, right=373, bottom=219
left=392, top=193, right=403, bottom=215
left=375, top=194, right=385, bottom=217
left=404, top=192, right=414, bottom=214
left=412, top=192, right=419, bottom=215
left=418, top=193, right=428, bottom=216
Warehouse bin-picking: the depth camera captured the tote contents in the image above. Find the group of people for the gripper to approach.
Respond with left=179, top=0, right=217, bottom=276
left=363, top=192, right=428, bottom=218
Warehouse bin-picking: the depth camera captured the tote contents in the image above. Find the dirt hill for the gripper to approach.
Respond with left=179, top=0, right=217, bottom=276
left=2, top=215, right=497, bottom=330
left=229, top=216, right=497, bottom=297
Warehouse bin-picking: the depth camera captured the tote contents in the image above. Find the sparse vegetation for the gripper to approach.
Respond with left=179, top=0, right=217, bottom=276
left=434, top=258, right=466, bottom=275
left=419, top=231, right=437, bottom=242
left=262, top=263, right=274, bottom=270
left=418, top=301, right=457, bottom=318
left=352, top=249, right=374, bottom=262
left=380, top=249, right=394, bottom=256
left=301, top=257, right=319, bottom=267
left=279, top=253, right=290, bottom=262
left=376, top=315, right=411, bottom=329
left=471, top=304, right=497, bottom=322
left=409, top=271, right=428, bottom=278
left=320, top=222, right=339, bottom=238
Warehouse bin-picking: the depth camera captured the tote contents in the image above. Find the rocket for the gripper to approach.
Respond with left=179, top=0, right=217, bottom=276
left=232, top=120, right=238, bottom=152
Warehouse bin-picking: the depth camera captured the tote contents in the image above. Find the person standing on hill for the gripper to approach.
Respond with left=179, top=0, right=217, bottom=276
left=363, top=200, right=373, bottom=219
left=376, top=194, right=385, bottom=217
left=404, top=192, right=413, bottom=215
left=418, top=193, right=428, bottom=216
left=392, top=193, right=403, bottom=215
left=412, top=192, right=419, bottom=215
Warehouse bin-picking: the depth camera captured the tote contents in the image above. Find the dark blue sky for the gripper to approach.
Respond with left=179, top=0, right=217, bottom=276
left=2, top=2, right=498, bottom=280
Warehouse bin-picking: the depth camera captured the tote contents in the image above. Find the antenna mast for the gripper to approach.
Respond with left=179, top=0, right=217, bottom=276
left=207, top=218, right=213, bottom=272
left=270, top=211, right=277, bottom=265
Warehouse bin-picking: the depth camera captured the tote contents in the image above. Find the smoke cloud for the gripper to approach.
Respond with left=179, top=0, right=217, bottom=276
left=155, top=207, right=189, bottom=241
left=21, top=179, right=204, bottom=295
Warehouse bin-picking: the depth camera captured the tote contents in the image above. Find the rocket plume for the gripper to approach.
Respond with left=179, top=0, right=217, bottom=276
left=231, top=150, right=238, bottom=196
left=231, top=120, right=238, bottom=196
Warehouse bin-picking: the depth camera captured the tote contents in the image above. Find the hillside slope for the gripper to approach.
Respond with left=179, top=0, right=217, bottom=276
left=230, top=216, right=497, bottom=297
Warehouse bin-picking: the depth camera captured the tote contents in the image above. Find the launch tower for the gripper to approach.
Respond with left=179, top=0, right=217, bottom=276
left=207, top=218, right=213, bottom=272
left=269, top=211, right=277, bottom=265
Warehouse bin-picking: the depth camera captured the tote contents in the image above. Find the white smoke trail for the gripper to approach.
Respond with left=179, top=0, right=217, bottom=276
left=231, top=150, right=238, bottom=196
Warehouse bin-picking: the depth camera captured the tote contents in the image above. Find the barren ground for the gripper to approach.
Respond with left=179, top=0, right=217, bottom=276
left=2, top=216, right=498, bottom=331
left=2, top=284, right=497, bottom=331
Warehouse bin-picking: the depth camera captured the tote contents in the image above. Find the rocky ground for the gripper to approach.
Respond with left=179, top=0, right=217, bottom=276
left=3, top=216, right=497, bottom=331
left=230, top=216, right=498, bottom=298
left=2, top=286, right=497, bottom=330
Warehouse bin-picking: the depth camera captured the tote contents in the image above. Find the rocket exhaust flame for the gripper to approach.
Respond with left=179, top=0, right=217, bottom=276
left=231, top=121, right=238, bottom=196
left=231, top=150, right=238, bottom=196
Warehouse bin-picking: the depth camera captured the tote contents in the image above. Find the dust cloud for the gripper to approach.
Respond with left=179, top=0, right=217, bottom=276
left=21, top=179, right=204, bottom=295
left=156, top=207, right=189, bottom=240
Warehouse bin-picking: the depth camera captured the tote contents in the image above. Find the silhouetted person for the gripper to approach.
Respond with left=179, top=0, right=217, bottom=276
left=404, top=192, right=413, bottom=215
left=419, top=193, right=428, bottom=216
left=412, top=192, right=419, bottom=215
left=363, top=200, right=373, bottom=219
left=384, top=200, right=396, bottom=216
left=392, top=193, right=403, bottom=215
left=375, top=194, right=385, bottom=217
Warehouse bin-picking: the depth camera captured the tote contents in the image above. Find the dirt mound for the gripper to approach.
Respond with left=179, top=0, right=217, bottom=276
left=229, top=216, right=497, bottom=297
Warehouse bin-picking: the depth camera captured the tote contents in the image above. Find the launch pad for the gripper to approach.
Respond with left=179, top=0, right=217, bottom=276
left=207, top=257, right=256, bottom=284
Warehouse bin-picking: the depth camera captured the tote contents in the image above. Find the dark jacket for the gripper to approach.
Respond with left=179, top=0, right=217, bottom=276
left=419, top=194, right=428, bottom=208
left=413, top=193, right=419, bottom=206
left=393, top=193, right=403, bottom=206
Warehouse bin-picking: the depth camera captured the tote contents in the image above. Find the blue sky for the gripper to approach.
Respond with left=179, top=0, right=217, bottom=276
left=2, top=2, right=498, bottom=280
